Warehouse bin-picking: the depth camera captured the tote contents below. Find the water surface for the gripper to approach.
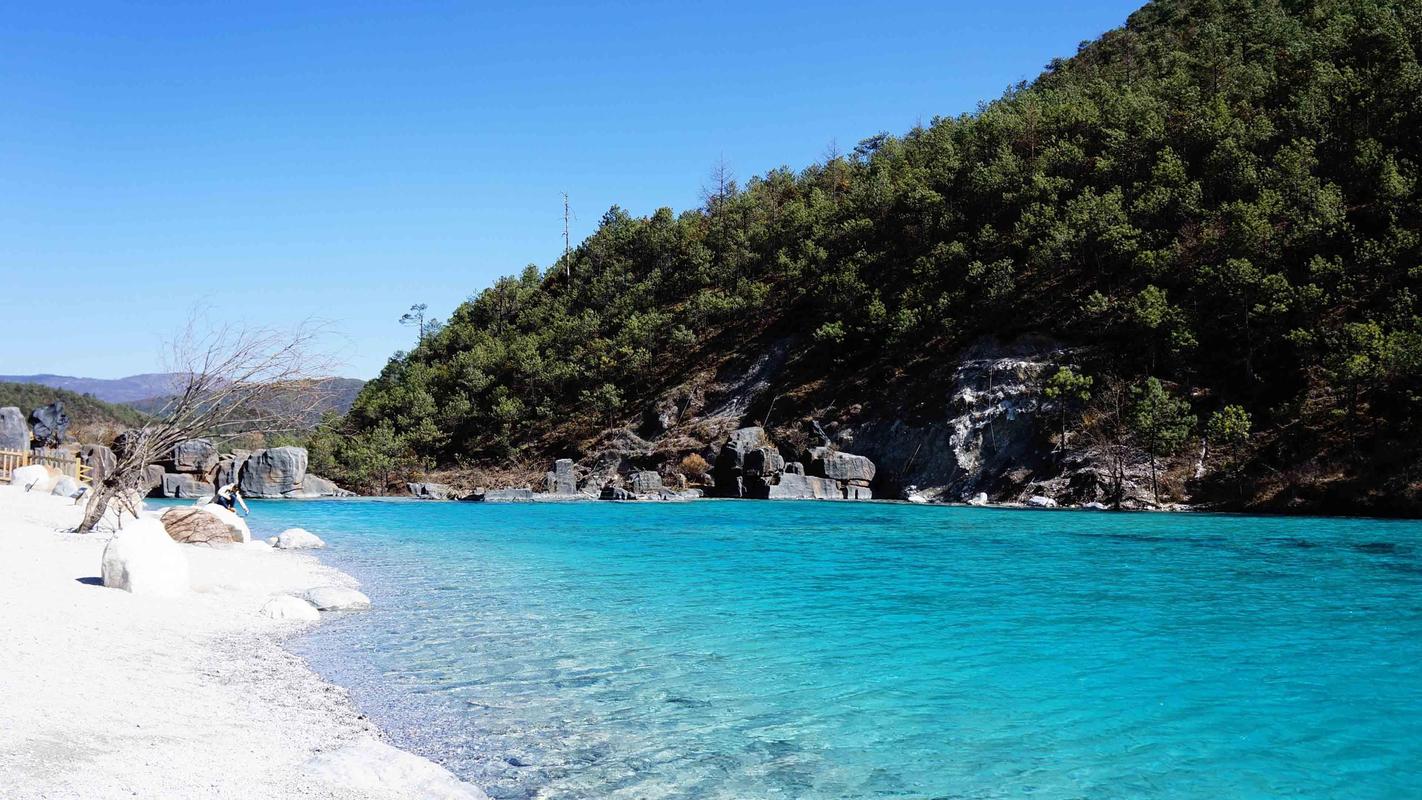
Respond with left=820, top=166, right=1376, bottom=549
left=230, top=499, right=1421, bottom=799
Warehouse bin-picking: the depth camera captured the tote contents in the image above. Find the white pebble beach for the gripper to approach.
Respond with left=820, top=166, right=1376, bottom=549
left=0, top=484, right=486, bottom=799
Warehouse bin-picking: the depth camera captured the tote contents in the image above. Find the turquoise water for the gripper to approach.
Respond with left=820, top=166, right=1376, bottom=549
left=232, top=499, right=1421, bottom=799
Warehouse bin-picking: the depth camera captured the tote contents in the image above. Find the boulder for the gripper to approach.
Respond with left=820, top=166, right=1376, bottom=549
left=968, top=492, right=989, bottom=506
left=408, top=482, right=453, bottom=500
left=239, top=446, right=308, bottom=498
left=303, top=586, right=371, bottom=611
left=160, top=505, right=250, bottom=545
left=100, top=518, right=189, bottom=596
left=171, top=439, right=217, bottom=474
left=142, top=464, right=166, bottom=495
left=629, top=470, right=662, bottom=494
left=808, top=447, right=877, bottom=482
left=276, top=527, right=326, bottom=549
left=0, top=407, right=27, bottom=451
left=260, top=595, right=321, bottom=622
left=80, top=444, right=117, bottom=485
left=162, top=473, right=213, bottom=499
left=711, top=427, right=768, bottom=498
left=765, top=473, right=841, bottom=500
left=29, top=402, right=69, bottom=447
left=1081, top=501, right=1110, bottom=510
left=743, top=447, right=785, bottom=478
left=552, top=458, right=576, bottom=494
left=1027, top=495, right=1058, bottom=508
left=298, top=474, right=349, bottom=497
left=51, top=476, right=82, bottom=498
left=844, top=483, right=873, bottom=500
left=10, top=464, right=55, bottom=491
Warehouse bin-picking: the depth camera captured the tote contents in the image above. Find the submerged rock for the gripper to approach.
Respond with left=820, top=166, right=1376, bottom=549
left=101, top=518, right=189, bottom=597
left=303, top=586, right=371, bottom=611
left=260, top=595, right=320, bottom=622
left=275, top=527, right=325, bottom=549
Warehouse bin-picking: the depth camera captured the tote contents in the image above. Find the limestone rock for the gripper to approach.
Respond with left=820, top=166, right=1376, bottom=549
left=552, top=458, right=576, bottom=494
left=239, top=446, right=308, bottom=498
left=160, top=505, right=249, bottom=545
left=765, top=473, right=841, bottom=500
left=80, top=444, right=116, bottom=485
left=275, top=527, right=326, bottom=549
left=743, top=447, right=785, bottom=478
left=214, top=453, right=248, bottom=488
left=629, top=471, right=662, bottom=494
left=171, top=439, right=217, bottom=474
left=142, top=464, right=166, bottom=495
left=162, top=473, right=213, bottom=499
left=1027, top=495, right=1058, bottom=508
left=968, top=492, right=989, bottom=506
left=784, top=461, right=805, bottom=476
left=10, top=464, right=55, bottom=491
left=808, top=447, right=876, bottom=482
left=600, top=485, right=635, bottom=501
left=100, top=518, right=189, bottom=596
left=844, top=483, right=873, bottom=500
left=29, top=402, right=69, bottom=447
left=0, top=407, right=27, bottom=451
left=711, top=426, right=767, bottom=497
left=260, top=595, right=321, bottom=622
left=408, top=482, right=453, bottom=500
left=297, top=474, right=349, bottom=497
left=303, top=586, right=371, bottom=611
left=51, top=476, right=82, bottom=498
left=303, top=737, right=488, bottom=799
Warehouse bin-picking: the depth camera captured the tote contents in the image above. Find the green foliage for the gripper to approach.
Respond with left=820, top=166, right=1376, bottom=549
left=1130, top=377, right=1196, bottom=501
left=1206, top=405, right=1253, bottom=448
left=0, top=381, right=149, bottom=440
left=1044, top=367, right=1094, bottom=455
left=334, top=0, right=1422, bottom=489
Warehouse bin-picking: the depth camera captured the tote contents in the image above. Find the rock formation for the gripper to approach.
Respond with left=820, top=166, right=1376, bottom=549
left=239, top=446, right=308, bottom=497
left=160, top=505, right=250, bottom=545
left=407, top=482, right=453, bottom=500
left=28, top=402, right=68, bottom=448
left=0, top=407, right=27, bottom=451
left=170, top=438, right=218, bottom=474
left=100, top=518, right=190, bottom=596
left=81, top=444, right=116, bottom=485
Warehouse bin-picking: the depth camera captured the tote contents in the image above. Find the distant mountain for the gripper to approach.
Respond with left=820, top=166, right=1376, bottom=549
left=1, top=373, right=365, bottom=425
left=0, top=373, right=187, bottom=404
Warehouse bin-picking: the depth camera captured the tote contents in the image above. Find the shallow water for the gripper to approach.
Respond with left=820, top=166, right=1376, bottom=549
left=231, top=499, right=1421, bottom=799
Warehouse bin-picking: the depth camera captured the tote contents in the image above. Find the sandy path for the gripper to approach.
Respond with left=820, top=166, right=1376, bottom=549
left=0, top=485, right=485, bottom=799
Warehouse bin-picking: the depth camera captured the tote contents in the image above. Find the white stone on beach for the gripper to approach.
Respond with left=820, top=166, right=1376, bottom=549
left=276, top=527, right=326, bottom=549
left=260, top=594, right=321, bottom=621
left=303, top=586, right=371, bottom=611
left=1027, top=495, right=1058, bottom=508
left=304, top=737, right=489, bottom=799
left=100, top=518, right=190, bottom=597
left=51, top=475, right=81, bottom=498
left=968, top=492, right=989, bottom=506
left=10, top=464, right=55, bottom=492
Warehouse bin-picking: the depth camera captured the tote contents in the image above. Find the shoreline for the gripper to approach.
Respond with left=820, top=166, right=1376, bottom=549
left=0, top=484, right=486, bottom=799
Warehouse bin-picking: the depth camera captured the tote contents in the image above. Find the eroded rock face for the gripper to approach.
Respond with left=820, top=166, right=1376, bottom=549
left=630, top=471, right=662, bottom=494
left=808, top=447, right=876, bottom=482
left=711, top=427, right=766, bottom=497
left=172, top=439, right=217, bottom=474
left=552, top=458, right=577, bottom=494
left=408, top=482, right=453, bottom=500
left=296, top=474, right=348, bottom=497
left=0, top=407, right=27, bottom=451
left=142, top=464, right=166, bottom=495
left=239, top=447, right=308, bottom=497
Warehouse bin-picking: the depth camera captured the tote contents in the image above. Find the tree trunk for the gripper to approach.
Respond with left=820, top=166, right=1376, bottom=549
left=77, top=488, right=111, bottom=533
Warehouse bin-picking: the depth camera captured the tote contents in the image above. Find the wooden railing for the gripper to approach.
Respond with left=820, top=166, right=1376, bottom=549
left=0, top=448, right=88, bottom=484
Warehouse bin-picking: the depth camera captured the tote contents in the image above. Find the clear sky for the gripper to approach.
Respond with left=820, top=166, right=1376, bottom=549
left=2, top=1, right=1143, bottom=379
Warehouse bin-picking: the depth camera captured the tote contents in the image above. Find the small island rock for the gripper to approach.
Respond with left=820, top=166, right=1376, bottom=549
left=275, top=527, right=326, bottom=549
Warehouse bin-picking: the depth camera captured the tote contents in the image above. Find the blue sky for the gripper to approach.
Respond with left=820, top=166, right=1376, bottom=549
left=1, top=1, right=1143, bottom=379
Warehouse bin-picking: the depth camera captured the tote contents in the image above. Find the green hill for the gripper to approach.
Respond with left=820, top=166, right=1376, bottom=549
left=319, top=0, right=1422, bottom=512
left=0, top=381, right=149, bottom=445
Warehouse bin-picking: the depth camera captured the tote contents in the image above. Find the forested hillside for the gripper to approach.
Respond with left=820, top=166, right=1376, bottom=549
left=0, top=381, right=150, bottom=444
left=318, top=0, right=1422, bottom=512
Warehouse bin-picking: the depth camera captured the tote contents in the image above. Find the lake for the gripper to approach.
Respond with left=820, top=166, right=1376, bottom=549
left=224, top=499, right=1422, bottom=799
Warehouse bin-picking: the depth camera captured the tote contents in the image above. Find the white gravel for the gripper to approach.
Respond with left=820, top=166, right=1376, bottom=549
left=0, top=485, right=486, bottom=799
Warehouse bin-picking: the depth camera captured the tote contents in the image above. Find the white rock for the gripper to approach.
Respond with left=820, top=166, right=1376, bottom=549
left=304, top=737, right=488, bottom=799
left=968, top=492, right=989, bottom=506
left=1081, top=501, right=1109, bottom=510
left=260, top=595, right=321, bottom=622
left=276, top=527, right=326, bottom=549
left=303, top=586, right=371, bottom=611
left=266, top=536, right=279, bottom=546
left=1027, top=495, right=1058, bottom=508
left=51, top=476, right=82, bottom=498
left=100, top=518, right=190, bottom=597
left=11, top=464, right=55, bottom=492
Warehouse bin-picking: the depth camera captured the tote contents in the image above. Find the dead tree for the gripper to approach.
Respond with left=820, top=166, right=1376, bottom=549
left=76, top=319, right=335, bottom=533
